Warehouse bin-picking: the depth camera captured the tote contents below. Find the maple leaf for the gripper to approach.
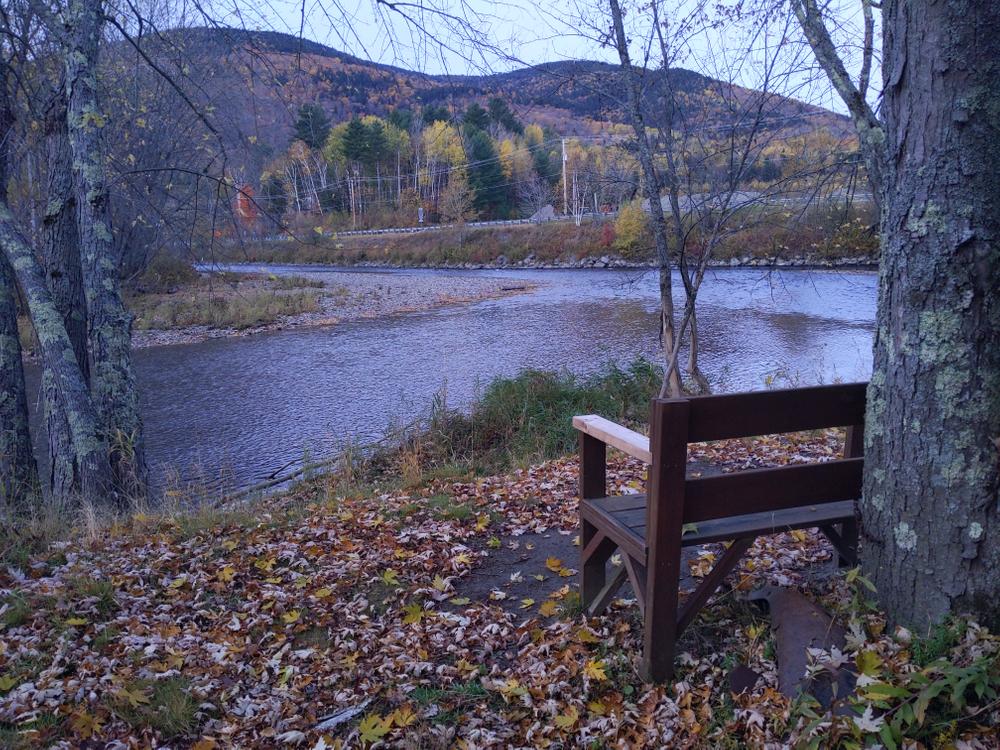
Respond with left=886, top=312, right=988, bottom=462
left=545, top=556, right=564, bottom=572
left=576, top=627, right=599, bottom=644
left=71, top=710, right=104, bottom=739
left=314, top=587, right=333, bottom=599
left=282, top=610, right=301, bottom=624
left=380, top=569, right=400, bottom=586
left=391, top=705, right=417, bottom=727
left=554, top=704, right=579, bottom=729
left=452, top=552, right=473, bottom=567
left=217, top=565, right=236, bottom=583
left=583, top=659, right=608, bottom=681
left=538, top=600, right=558, bottom=617
left=402, top=603, right=425, bottom=624
left=116, top=684, right=151, bottom=708
left=475, top=514, right=490, bottom=531
left=431, top=574, right=449, bottom=592
left=357, top=713, right=391, bottom=744
left=449, top=597, right=471, bottom=606
left=519, top=598, right=535, bottom=609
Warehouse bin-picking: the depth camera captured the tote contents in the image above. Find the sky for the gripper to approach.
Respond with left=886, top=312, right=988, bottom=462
left=204, top=0, right=879, bottom=115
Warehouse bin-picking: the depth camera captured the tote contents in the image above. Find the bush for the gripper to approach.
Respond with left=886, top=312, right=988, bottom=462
left=137, top=254, right=199, bottom=293
left=613, top=200, right=652, bottom=257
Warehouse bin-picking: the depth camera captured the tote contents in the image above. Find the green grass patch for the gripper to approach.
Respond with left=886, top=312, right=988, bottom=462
left=372, top=359, right=661, bottom=477
left=110, top=676, right=200, bottom=739
left=67, top=577, right=119, bottom=618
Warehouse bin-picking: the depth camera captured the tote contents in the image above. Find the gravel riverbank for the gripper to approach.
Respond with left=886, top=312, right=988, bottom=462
left=131, top=269, right=537, bottom=348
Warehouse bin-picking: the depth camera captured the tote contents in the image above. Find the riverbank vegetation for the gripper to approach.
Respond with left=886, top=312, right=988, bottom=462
left=222, top=202, right=877, bottom=269
left=2, top=365, right=997, bottom=748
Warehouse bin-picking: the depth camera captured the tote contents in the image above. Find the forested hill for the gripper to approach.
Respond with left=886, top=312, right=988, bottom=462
left=159, top=26, right=848, bottom=147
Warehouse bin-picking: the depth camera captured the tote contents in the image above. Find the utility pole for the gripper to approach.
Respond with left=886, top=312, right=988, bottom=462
left=562, top=137, right=568, bottom=215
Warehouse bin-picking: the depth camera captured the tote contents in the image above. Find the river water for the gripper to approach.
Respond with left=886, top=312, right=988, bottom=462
left=27, top=266, right=878, bottom=495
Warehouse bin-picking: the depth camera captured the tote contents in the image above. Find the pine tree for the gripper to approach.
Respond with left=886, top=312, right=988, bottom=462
left=293, top=103, right=331, bottom=149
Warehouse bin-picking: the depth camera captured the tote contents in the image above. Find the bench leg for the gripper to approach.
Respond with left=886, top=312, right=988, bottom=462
left=581, top=521, right=617, bottom=610
left=821, top=522, right=858, bottom=567
left=640, top=535, right=683, bottom=683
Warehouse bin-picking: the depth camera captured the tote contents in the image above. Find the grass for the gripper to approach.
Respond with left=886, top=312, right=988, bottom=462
left=370, top=359, right=662, bottom=479
left=109, top=676, right=200, bottom=739
left=131, top=287, right=321, bottom=330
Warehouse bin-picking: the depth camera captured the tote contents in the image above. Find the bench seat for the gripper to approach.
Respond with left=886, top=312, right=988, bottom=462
left=581, top=495, right=856, bottom=552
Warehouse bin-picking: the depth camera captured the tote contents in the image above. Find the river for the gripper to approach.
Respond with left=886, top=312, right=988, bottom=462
left=27, top=266, right=877, bottom=496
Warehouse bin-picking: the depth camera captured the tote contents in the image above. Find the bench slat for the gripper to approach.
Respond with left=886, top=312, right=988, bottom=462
left=682, top=458, right=862, bottom=524
left=573, top=415, right=652, bottom=463
left=680, top=382, right=867, bottom=442
left=588, top=496, right=855, bottom=547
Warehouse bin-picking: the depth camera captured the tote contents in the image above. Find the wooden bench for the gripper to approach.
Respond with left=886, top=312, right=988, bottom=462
left=573, top=382, right=866, bottom=682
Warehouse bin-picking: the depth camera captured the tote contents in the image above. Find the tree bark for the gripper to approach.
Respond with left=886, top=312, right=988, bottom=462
left=862, top=0, right=1000, bottom=631
left=0, top=57, right=38, bottom=506
left=41, top=91, right=91, bottom=502
left=64, top=0, right=147, bottom=501
left=0, top=205, right=111, bottom=505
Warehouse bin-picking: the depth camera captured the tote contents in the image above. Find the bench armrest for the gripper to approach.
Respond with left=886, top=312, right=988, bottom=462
left=573, top=415, right=652, bottom=464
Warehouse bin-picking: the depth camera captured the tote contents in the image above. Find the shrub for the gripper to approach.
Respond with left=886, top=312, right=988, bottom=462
left=137, top=254, right=199, bottom=293
left=613, top=200, right=652, bottom=257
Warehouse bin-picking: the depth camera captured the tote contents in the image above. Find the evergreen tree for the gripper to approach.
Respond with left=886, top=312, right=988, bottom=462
left=462, top=102, right=489, bottom=132
left=466, top=129, right=508, bottom=218
left=387, top=108, right=413, bottom=132
left=421, top=104, right=450, bottom=124
left=339, top=118, right=368, bottom=164
left=293, top=103, right=331, bottom=149
left=488, top=97, right=523, bottom=134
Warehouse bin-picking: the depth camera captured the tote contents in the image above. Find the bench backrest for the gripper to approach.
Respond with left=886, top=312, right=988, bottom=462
left=647, top=383, right=867, bottom=530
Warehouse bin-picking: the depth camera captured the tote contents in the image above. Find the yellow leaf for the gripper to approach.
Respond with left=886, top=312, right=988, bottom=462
left=554, top=704, right=579, bottom=729
left=402, top=603, right=425, bottom=625
left=545, top=556, right=564, bottom=572
left=475, top=514, right=490, bottom=532
left=265, top=577, right=283, bottom=584
left=217, top=566, right=236, bottom=583
left=65, top=617, right=88, bottom=627
left=357, top=713, right=391, bottom=744
left=116, top=685, right=151, bottom=708
left=587, top=700, right=606, bottom=715
left=532, top=574, right=546, bottom=581
left=222, top=540, right=238, bottom=552
left=519, top=598, right=535, bottom=609
left=282, top=610, right=301, bottom=624
left=314, top=587, right=333, bottom=599
left=583, top=659, right=608, bottom=681
left=452, top=553, right=472, bottom=566
left=381, top=569, right=400, bottom=586
left=538, top=600, right=559, bottom=617
left=856, top=650, right=883, bottom=676
left=431, top=575, right=449, bottom=592
left=391, top=705, right=417, bottom=727
left=254, top=557, right=276, bottom=572
left=576, top=627, right=599, bottom=644
left=168, top=575, right=187, bottom=589
left=449, top=597, right=471, bottom=606
left=0, top=674, right=18, bottom=692
left=71, top=710, right=104, bottom=739
left=557, top=567, right=574, bottom=578
left=790, top=529, right=808, bottom=543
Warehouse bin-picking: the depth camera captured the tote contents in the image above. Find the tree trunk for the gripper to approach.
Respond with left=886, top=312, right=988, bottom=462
left=0, top=206, right=111, bottom=505
left=0, top=58, right=38, bottom=506
left=41, top=92, right=91, bottom=502
left=608, top=0, right=683, bottom=398
left=64, top=0, right=147, bottom=501
left=862, top=0, right=1000, bottom=631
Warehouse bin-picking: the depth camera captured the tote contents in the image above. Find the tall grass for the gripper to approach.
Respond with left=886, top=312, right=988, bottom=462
left=372, top=360, right=662, bottom=476
left=132, top=289, right=321, bottom=330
